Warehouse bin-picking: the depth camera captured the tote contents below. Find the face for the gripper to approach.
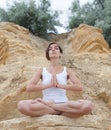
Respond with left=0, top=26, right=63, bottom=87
left=48, top=44, right=61, bottom=59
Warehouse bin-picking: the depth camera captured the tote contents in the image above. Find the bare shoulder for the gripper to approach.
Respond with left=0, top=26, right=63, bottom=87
left=37, top=67, right=43, bottom=75
left=28, top=67, right=43, bottom=84
left=33, top=67, right=43, bottom=77
left=38, top=67, right=43, bottom=72
left=66, top=67, right=81, bottom=82
left=66, top=67, right=74, bottom=74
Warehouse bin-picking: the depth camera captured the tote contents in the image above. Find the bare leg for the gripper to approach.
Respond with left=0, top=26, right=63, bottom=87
left=50, top=100, right=93, bottom=118
left=17, top=99, right=60, bottom=117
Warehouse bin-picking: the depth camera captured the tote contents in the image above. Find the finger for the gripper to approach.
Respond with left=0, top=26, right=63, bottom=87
left=51, top=75, right=54, bottom=84
left=56, top=83, right=59, bottom=88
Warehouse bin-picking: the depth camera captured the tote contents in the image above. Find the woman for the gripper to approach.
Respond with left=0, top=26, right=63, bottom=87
left=18, top=42, right=93, bottom=118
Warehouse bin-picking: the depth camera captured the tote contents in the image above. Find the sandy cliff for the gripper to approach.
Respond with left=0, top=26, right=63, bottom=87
left=0, top=22, right=111, bottom=130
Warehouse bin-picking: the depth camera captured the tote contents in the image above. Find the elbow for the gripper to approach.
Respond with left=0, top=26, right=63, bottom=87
left=26, top=84, right=33, bottom=92
left=76, top=83, right=83, bottom=91
left=26, top=86, right=31, bottom=92
left=78, top=86, right=83, bottom=91
left=79, top=84, right=83, bottom=91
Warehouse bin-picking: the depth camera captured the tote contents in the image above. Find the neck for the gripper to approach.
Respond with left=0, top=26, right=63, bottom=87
left=49, top=59, right=61, bottom=68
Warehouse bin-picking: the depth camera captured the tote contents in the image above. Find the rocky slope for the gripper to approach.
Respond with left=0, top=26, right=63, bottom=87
left=0, top=22, right=111, bottom=130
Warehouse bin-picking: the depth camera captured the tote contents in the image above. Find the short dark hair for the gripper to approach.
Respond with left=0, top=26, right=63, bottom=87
left=45, top=42, right=63, bottom=60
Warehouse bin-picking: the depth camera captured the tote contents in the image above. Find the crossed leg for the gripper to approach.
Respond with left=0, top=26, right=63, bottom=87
left=50, top=100, right=93, bottom=118
left=18, top=98, right=93, bottom=118
left=17, top=98, right=60, bottom=117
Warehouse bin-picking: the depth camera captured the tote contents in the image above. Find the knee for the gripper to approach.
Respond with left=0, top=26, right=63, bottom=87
left=17, top=100, right=26, bottom=112
left=82, top=100, right=93, bottom=114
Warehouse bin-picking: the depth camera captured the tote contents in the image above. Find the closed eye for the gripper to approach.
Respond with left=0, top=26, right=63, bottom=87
left=49, top=46, right=59, bottom=51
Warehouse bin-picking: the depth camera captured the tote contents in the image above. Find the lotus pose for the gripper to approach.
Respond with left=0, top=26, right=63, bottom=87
left=18, top=42, right=93, bottom=118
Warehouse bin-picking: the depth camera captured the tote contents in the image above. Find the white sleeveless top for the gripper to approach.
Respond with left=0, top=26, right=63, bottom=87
left=42, top=67, right=68, bottom=103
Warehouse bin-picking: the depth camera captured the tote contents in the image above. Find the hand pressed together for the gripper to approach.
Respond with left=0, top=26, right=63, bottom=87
left=51, top=74, right=66, bottom=89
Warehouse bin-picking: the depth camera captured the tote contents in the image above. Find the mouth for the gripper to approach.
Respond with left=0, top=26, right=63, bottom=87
left=51, top=52, right=56, bottom=54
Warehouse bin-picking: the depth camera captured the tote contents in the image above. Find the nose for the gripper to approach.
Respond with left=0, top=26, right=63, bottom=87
left=52, top=47, right=55, bottom=51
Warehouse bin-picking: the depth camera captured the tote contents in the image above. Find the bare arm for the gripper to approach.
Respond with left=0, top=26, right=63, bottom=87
left=57, top=68, right=83, bottom=91
left=26, top=68, right=52, bottom=92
